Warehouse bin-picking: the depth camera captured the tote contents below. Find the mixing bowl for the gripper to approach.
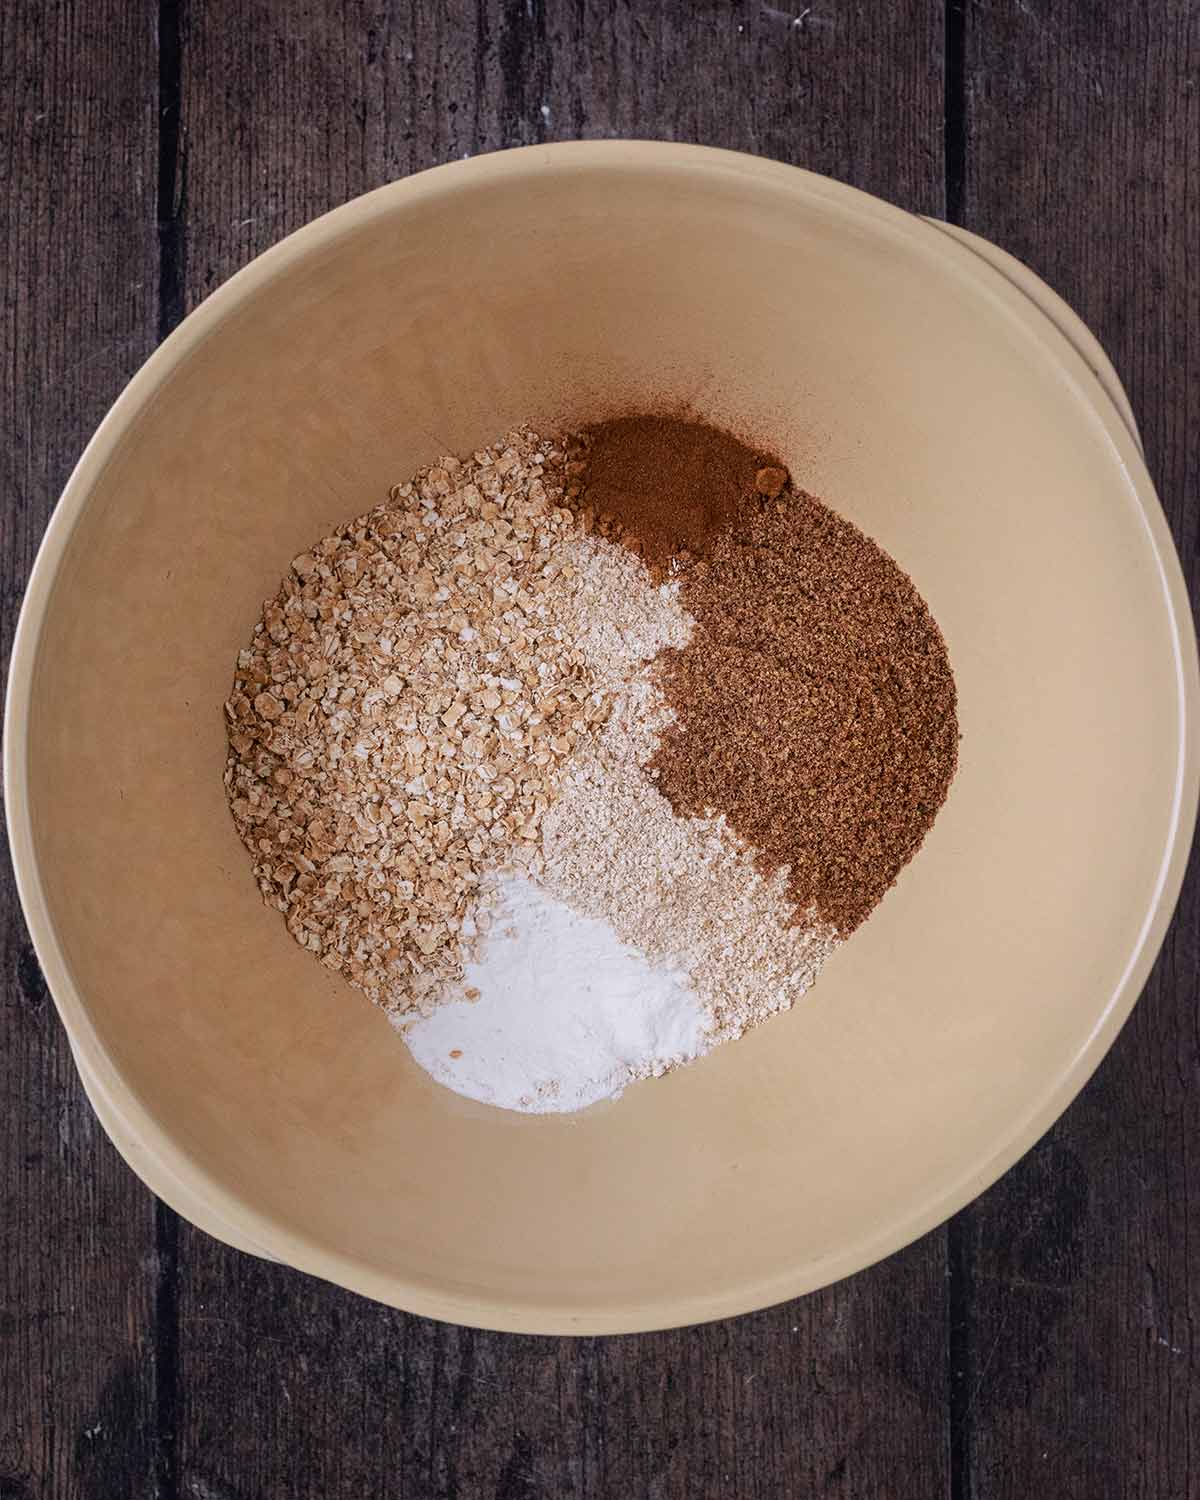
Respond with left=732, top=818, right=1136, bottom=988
left=7, top=143, right=1196, bottom=1333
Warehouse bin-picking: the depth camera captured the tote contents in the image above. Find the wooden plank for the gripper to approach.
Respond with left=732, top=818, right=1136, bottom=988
left=173, top=1236, right=946, bottom=1500
left=170, top=3, right=952, bottom=1498
left=0, top=3, right=162, bottom=1498
left=957, top=4, right=1200, bottom=1497
left=179, top=0, right=945, bottom=298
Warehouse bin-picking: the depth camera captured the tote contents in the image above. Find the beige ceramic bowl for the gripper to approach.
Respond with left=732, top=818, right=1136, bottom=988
left=7, top=144, right=1197, bottom=1333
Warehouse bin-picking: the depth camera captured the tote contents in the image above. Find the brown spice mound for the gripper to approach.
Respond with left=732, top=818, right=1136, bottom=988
left=650, top=486, right=959, bottom=934
left=570, top=415, right=783, bottom=578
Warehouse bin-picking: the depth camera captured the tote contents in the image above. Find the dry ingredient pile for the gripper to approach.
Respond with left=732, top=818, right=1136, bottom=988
left=225, top=417, right=959, bottom=1113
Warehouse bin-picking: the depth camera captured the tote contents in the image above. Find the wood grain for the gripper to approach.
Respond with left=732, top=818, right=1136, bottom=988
left=173, top=1237, right=946, bottom=1500
left=169, top=3, right=950, bottom=1498
left=956, top=4, right=1200, bottom=1497
left=0, top=4, right=162, bottom=1499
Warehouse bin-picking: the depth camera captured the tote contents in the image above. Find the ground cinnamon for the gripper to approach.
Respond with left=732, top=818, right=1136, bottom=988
left=570, top=415, right=784, bottom=578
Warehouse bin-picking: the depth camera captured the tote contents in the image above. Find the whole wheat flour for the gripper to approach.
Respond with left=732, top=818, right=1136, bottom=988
left=534, top=523, right=837, bottom=1042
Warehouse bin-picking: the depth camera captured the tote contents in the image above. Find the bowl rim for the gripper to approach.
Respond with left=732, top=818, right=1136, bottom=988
left=7, top=140, right=1198, bottom=1333
left=919, top=218, right=1143, bottom=451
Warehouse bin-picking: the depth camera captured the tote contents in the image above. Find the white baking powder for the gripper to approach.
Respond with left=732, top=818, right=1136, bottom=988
left=401, top=873, right=707, bottom=1113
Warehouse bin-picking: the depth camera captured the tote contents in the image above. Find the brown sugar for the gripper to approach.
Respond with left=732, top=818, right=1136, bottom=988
left=754, top=466, right=789, bottom=499
left=650, top=487, right=959, bottom=934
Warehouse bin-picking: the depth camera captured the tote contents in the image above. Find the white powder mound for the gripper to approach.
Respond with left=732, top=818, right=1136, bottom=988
left=400, top=873, right=707, bottom=1113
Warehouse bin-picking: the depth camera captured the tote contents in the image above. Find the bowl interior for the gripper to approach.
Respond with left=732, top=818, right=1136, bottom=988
left=18, top=150, right=1191, bottom=1330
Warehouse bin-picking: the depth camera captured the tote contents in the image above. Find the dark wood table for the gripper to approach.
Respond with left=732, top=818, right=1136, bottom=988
left=3, top=4, right=1197, bottom=1496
